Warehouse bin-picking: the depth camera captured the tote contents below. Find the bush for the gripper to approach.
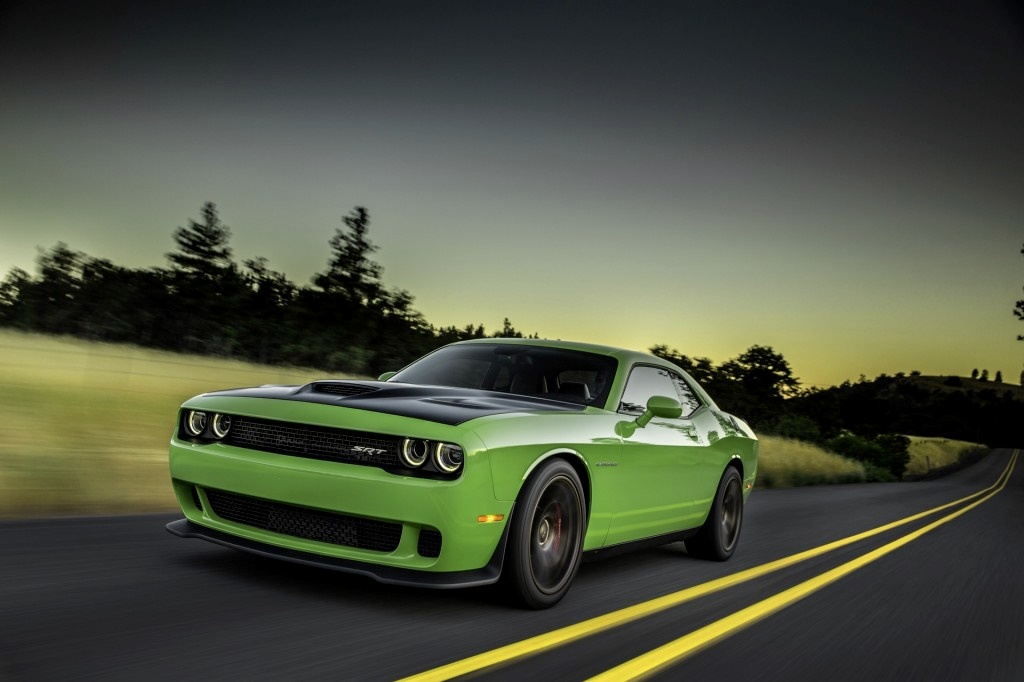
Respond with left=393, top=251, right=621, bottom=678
left=768, top=414, right=822, bottom=442
left=826, top=433, right=910, bottom=479
left=325, top=345, right=375, bottom=374
left=862, top=462, right=898, bottom=483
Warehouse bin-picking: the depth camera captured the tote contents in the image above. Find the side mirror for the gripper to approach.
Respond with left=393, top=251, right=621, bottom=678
left=377, top=371, right=397, bottom=382
left=636, top=395, right=682, bottom=428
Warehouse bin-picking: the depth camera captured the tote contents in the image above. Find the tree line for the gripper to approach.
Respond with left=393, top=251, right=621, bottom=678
left=649, top=343, right=1022, bottom=477
left=0, top=203, right=533, bottom=375
left=3, top=202, right=1020, bottom=477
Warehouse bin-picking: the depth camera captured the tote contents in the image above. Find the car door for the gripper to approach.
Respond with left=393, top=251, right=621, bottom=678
left=604, top=364, right=709, bottom=545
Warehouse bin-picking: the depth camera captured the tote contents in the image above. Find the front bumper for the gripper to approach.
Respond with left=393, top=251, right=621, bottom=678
left=166, top=518, right=508, bottom=588
left=169, top=430, right=513, bottom=575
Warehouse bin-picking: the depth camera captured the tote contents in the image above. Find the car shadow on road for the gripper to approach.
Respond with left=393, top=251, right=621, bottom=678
left=170, top=544, right=509, bottom=610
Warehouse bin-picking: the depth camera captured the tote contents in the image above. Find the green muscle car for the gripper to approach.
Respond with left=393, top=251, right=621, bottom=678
left=167, top=338, right=757, bottom=608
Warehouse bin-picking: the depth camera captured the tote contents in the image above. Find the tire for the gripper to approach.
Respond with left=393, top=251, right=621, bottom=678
left=686, top=466, right=743, bottom=561
left=504, top=459, right=586, bottom=609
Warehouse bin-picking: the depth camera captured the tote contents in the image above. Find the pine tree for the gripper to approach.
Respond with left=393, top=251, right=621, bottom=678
left=29, top=243, right=85, bottom=333
left=165, top=202, right=243, bottom=354
left=313, top=207, right=383, bottom=304
left=167, top=202, right=233, bottom=280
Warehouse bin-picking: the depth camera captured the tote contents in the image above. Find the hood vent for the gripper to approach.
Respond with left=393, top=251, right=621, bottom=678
left=312, top=382, right=381, bottom=397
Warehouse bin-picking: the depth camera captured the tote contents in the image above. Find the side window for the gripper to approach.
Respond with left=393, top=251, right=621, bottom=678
left=619, top=365, right=702, bottom=418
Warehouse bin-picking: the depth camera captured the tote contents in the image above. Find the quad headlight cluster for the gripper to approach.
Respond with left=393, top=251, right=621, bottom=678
left=401, top=438, right=464, bottom=474
left=181, top=410, right=232, bottom=440
left=178, top=410, right=463, bottom=477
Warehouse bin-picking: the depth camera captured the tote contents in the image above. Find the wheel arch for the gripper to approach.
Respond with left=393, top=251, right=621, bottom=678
left=726, top=453, right=744, bottom=479
left=516, top=449, right=592, bottom=525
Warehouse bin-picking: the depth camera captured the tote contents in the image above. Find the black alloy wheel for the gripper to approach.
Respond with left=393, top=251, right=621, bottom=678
left=505, top=459, right=586, bottom=609
left=686, top=466, right=744, bottom=561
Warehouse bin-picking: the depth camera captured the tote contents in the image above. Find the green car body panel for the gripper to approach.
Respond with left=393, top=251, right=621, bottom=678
left=167, top=338, right=758, bottom=591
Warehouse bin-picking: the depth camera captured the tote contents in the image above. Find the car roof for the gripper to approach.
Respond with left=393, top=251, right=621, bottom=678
left=452, top=337, right=668, bottom=367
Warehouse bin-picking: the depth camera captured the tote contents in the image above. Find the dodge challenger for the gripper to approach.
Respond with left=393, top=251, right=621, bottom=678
left=167, top=338, right=758, bottom=608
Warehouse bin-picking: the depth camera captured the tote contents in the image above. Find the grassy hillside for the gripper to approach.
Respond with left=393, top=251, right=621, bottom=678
left=756, top=434, right=988, bottom=486
left=904, top=435, right=988, bottom=477
left=0, top=330, right=335, bottom=517
left=756, top=435, right=867, bottom=487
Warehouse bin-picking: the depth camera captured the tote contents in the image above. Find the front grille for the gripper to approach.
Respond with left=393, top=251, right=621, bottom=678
left=312, top=382, right=381, bottom=397
left=418, top=529, right=442, bottom=558
left=205, top=488, right=402, bottom=552
left=224, top=417, right=401, bottom=468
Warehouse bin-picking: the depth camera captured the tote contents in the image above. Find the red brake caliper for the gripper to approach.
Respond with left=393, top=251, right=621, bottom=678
left=553, top=502, right=562, bottom=553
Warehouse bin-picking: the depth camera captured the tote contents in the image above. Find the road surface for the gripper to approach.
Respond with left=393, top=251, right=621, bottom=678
left=2, top=448, right=1020, bottom=681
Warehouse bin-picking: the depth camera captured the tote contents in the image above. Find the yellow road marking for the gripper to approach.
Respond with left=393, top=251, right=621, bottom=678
left=399, top=450, right=1016, bottom=682
left=587, top=449, right=1019, bottom=681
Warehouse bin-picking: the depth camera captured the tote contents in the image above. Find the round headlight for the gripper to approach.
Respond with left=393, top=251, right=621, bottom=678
left=434, top=443, right=464, bottom=474
left=184, top=410, right=208, bottom=437
left=400, top=438, right=429, bottom=468
left=211, top=413, right=232, bottom=439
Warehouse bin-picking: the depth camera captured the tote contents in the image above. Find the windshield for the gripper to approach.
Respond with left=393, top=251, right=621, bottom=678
left=389, top=343, right=617, bottom=407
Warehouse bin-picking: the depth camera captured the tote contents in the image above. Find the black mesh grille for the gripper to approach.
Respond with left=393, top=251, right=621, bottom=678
left=224, top=416, right=401, bottom=468
left=205, top=488, right=402, bottom=552
left=418, top=529, right=442, bottom=558
left=312, top=382, right=381, bottom=397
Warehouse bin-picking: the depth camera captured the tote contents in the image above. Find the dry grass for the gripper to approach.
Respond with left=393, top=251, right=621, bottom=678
left=756, top=435, right=866, bottom=488
left=904, top=435, right=987, bottom=477
left=0, top=330, right=336, bottom=517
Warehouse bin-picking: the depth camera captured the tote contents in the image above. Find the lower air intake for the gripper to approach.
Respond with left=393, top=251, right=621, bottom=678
left=204, top=488, right=402, bottom=553
left=417, top=528, right=443, bottom=558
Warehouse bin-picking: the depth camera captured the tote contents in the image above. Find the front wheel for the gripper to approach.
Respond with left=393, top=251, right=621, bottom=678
left=686, top=466, right=743, bottom=561
left=504, top=459, right=586, bottom=609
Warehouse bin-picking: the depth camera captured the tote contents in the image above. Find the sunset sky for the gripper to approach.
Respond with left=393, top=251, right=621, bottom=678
left=1, top=0, right=1022, bottom=387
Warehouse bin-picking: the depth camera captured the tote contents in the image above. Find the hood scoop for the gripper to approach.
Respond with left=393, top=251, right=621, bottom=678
left=311, top=382, right=381, bottom=397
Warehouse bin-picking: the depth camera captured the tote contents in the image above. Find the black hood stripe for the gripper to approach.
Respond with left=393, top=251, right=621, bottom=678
left=205, top=381, right=586, bottom=426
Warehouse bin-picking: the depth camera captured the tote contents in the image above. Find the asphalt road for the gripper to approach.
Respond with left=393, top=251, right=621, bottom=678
left=2, top=448, right=1021, bottom=681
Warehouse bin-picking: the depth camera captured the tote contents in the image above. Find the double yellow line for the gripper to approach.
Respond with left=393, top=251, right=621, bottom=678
left=402, top=449, right=1018, bottom=682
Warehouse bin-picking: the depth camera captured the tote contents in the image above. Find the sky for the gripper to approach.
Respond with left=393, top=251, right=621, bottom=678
left=1, top=0, right=1022, bottom=388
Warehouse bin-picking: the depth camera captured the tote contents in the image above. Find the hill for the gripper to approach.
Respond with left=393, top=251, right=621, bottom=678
left=910, top=375, right=1024, bottom=401
left=787, top=372, right=1023, bottom=448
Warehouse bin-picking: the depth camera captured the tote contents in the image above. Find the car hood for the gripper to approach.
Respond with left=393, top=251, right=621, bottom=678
left=203, top=381, right=586, bottom=426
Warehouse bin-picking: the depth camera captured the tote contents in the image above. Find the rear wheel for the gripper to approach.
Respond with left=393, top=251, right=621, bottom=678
left=505, top=459, right=586, bottom=609
left=686, top=466, right=743, bottom=561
